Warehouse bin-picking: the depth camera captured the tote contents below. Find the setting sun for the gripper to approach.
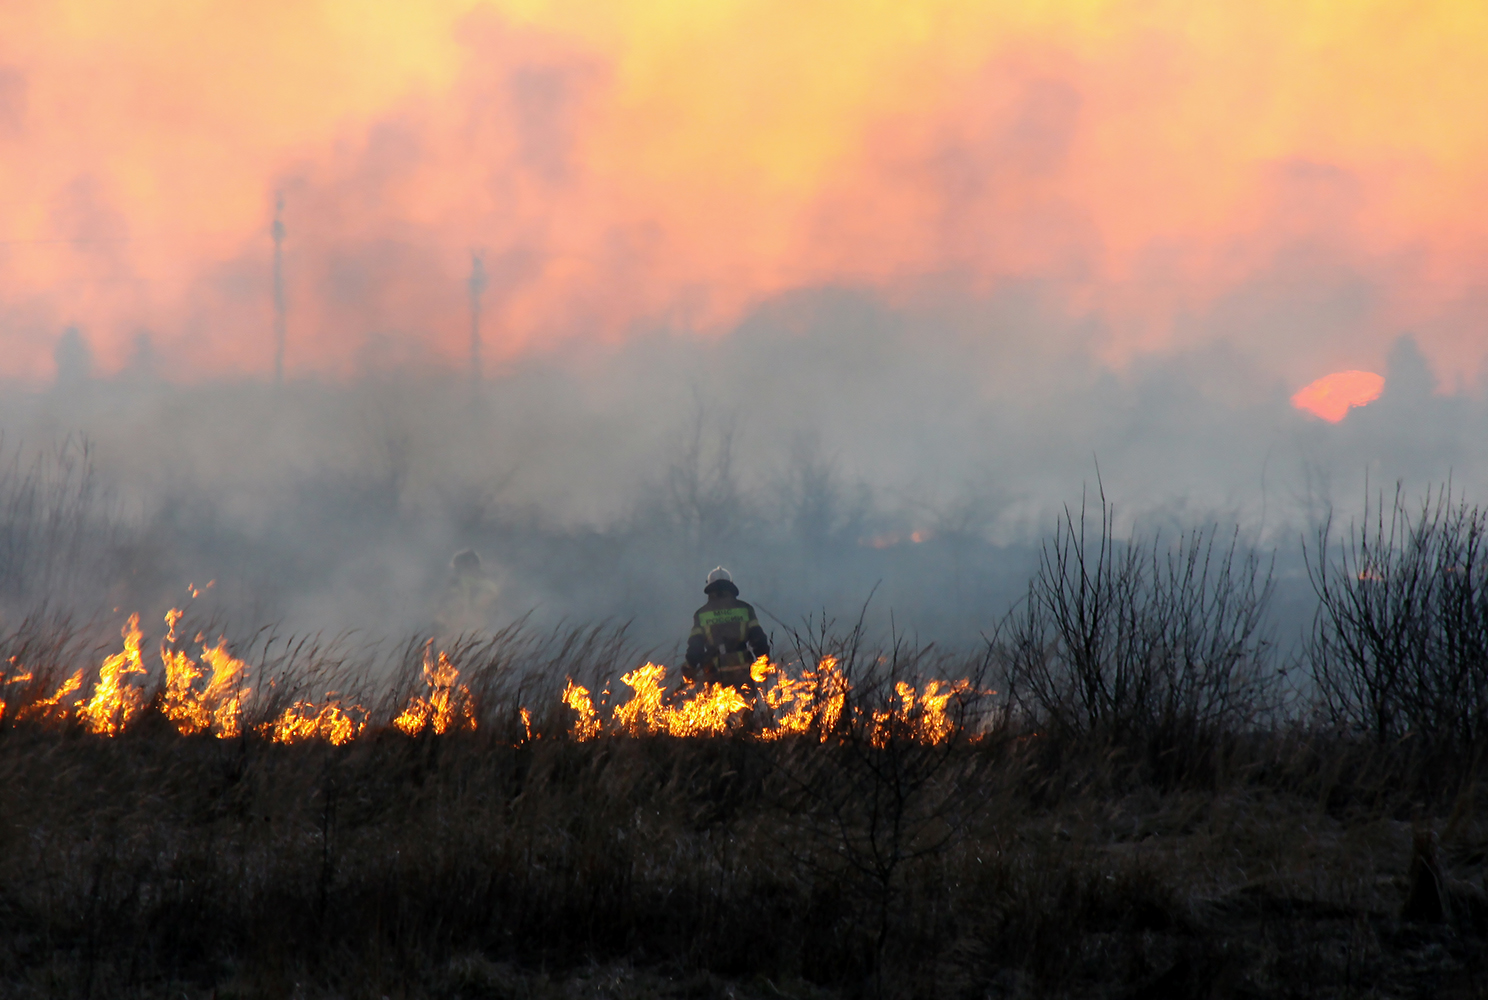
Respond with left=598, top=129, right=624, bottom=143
left=1291, top=369, right=1386, bottom=422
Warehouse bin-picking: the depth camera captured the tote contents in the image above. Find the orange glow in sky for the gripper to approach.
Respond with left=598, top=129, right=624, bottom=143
left=2, top=1, right=1488, bottom=380
left=1291, top=370, right=1386, bottom=422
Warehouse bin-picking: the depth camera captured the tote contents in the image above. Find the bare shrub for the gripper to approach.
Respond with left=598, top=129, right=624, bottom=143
left=1000, top=490, right=1277, bottom=767
left=1307, top=483, right=1488, bottom=752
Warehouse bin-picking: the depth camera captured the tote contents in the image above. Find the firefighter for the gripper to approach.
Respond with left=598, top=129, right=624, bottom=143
left=435, top=549, right=501, bottom=635
left=684, top=567, right=771, bottom=694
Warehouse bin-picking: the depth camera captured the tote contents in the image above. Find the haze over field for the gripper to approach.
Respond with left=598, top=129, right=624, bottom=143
left=2, top=1, right=1486, bottom=650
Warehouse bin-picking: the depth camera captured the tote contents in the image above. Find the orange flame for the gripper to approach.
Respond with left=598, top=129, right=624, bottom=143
left=0, top=611, right=982, bottom=747
left=608, top=663, right=743, bottom=737
left=870, top=679, right=972, bottom=747
left=587, top=656, right=972, bottom=743
left=0, top=669, right=33, bottom=720
left=197, top=640, right=251, bottom=738
left=77, top=615, right=148, bottom=736
left=562, top=680, right=601, bottom=741
left=611, top=663, right=749, bottom=737
left=160, top=610, right=204, bottom=733
left=753, top=656, right=849, bottom=741
left=259, top=700, right=366, bottom=746
left=666, top=682, right=750, bottom=737
left=392, top=645, right=477, bottom=736
left=566, top=656, right=859, bottom=741
left=611, top=663, right=669, bottom=736
left=18, top=669, right=84, bottom=722
left=160, top=610, right=251, bottom=737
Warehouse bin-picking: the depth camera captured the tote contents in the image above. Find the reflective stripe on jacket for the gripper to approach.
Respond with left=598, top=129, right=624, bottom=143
left=686, top=595, right=769, bottom=670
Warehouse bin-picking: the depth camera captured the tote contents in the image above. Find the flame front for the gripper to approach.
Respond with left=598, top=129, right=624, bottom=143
left=753, top=656, right=849, bottom=741
left=259, top=701, right=365, bottom=746
left=0, top=668, right=34, bottom=722
left=19, top=670, right=84, bottom=722
left=77, top=615, right=149, bottom=737
left=611, top=663, right=748, bottom=738
left=870, top=679, right=972, bottom=747
left=393, top=645, right=476, bottom=736
left=160, top=610, right=251, bottom=738
left=2, top=612, right=980, bottom=747
left=197, top=640, right=251, bottom=738
left=562, top=680, right=601, bottom=741
left=562, top=655, right=930, bottom=742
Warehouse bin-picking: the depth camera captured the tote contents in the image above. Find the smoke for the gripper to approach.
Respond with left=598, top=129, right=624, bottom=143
left=2, top=284, right=1484, bottom=662
left=3, top=2, right=1487, bottom=658
left=0, top=66, right=25, bottom=137
left=3, top=2, right=1488, bottom=379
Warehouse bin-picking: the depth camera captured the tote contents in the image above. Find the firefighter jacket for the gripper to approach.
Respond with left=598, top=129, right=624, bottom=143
left=435, top=572, right=500, bottom=635
left=686, top=594, right=770, bottom=674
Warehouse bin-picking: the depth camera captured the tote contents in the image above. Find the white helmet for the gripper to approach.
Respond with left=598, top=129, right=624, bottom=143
left=704, top=566, right=734, bottom=592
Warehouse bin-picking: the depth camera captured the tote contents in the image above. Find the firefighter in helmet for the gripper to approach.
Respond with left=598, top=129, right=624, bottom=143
left=685, top=567, right=771, bottom=693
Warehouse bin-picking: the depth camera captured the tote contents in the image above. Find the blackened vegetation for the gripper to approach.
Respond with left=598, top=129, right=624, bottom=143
left=0, top=490, right=1487, bottom=998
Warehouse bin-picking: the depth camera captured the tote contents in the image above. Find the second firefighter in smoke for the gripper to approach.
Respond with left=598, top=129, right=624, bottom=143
left=434, top=549, right=501, bottom=637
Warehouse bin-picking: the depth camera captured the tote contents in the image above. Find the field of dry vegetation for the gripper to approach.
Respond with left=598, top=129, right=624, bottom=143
left=2, top=489, right=1488, bottom=999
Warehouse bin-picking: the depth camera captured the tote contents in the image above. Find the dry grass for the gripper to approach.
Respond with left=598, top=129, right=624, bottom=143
left=1, top=669, right=1486, bottom=999
left=3, top=479, right=1488, bottom=997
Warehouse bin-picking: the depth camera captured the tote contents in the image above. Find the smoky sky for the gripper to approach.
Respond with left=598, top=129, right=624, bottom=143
left=2, top=280, right=1484, bottom=663
left=4, top=2, right=1488, bottom=385
left=5, top=4, right=1488, bottom=663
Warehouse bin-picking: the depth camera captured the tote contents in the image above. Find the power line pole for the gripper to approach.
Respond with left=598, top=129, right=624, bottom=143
left=468, top=250, right=488, bottom=403
left=272, top=194, right=287, bottom=387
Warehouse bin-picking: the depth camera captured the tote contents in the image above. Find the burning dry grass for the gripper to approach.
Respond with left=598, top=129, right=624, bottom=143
left=0, top=610, right=981, bottom=750
left=0, top=617, right=1486, bottom=998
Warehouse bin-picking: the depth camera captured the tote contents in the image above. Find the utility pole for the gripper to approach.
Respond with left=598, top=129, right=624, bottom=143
left=468, top=250, right=488, bottom=403
left=272, top=194, right=286, bottom=387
